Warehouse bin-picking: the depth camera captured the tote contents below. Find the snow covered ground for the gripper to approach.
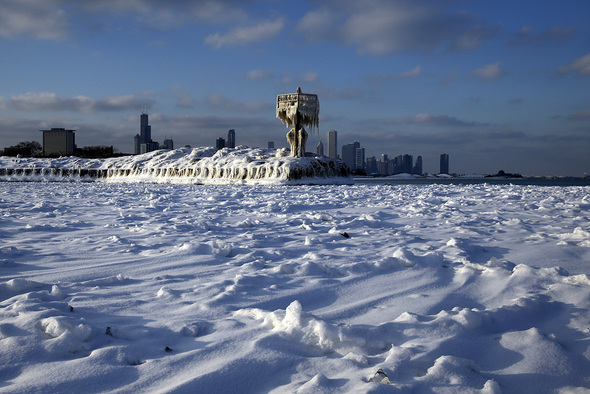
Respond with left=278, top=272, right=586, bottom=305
left=1, top=182, right=589, bottom=393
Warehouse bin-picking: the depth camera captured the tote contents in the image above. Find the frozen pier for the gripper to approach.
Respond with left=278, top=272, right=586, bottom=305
left=0, top=147, right=352, bottom=185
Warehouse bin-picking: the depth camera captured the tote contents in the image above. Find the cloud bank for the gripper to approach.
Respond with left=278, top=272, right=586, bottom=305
left=9, top=92, right=154, bottom=113
left=296, top=0, right=495, bottom=55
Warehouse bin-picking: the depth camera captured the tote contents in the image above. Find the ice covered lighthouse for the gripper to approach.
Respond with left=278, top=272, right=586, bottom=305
left=276, top=86, right=319, bottom=158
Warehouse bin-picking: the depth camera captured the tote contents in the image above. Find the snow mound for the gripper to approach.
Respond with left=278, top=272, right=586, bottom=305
left=237, top=300, right=343, bottom=353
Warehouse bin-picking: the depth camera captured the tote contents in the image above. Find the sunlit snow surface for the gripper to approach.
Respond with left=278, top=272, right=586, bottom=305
left=1, top=182, right=589, bottom=393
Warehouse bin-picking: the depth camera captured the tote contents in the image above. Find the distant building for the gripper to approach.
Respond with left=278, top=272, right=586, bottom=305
left=342, top=142, right=360, bottom=171
left=140, top=141, right=159, bottom=154
left=328, top=130, right=337, bottom=159
left=226, top=129, right=236, bottom=148
left=268, top=141, right=275, bottom=149
left=366, top=156, right=378, bottom=174
left=413, top=156, right=423, bottom=175
left=140, top=113, right=151, bottom=142
left=374, top=153, right=423, bottom=175
left=134, top=112, right=158, bottom=154
left=403, top=154, right=413, bottom=174
left=41, top=128, right=76, bottom=156
left=216, top=138, right=226, bottom=150
left=440, top=153, right=449, bottom=174
left=378, top=154, right=392, bottom=175
left=133, top=134, right=141, bottom=155
left=397, top=156, right=402, bottom=173
left=316, top=140, right=324, bottom=156
left=162, top=138, right=174, bottom=150
left=355, top=147, right=365, bottom=171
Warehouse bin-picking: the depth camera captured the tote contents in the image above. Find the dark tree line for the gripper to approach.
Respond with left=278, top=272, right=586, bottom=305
left=3, top=141, right=42, bottom=157
left=2, top=141, right=119, bottom=158
left=76, top=145, right=115, bottom=158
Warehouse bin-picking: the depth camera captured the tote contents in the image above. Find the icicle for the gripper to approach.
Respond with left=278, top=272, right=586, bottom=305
left=276, top=88, right=320, bottom=135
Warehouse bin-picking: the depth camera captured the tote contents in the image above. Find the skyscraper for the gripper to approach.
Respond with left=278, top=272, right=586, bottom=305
left=328, top=130, right=337, bottom=159
left=216, top=138, right=226, bottom=149
left=134, top=111, right=157, bottom=154
left=403, top=154, right=413, bottom=174
left=342, top=141, right=360, bottom=171
left=414, top=156, right=423, bottom=175
left=226, top=129, right=235, bottom=148
left=440, top=153, right=449, bottom=174
left=162, top=138, right=174, bottom=150
left=355, top=147, right=365, bottom=171
left=366, top=156, right=377, bottom=174
left=140, top=113, right=151, bottom=142
left=316, top=140, right=324, bottom=156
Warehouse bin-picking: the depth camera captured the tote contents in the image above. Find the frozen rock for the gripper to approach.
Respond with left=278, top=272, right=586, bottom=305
left=369, top=369, right=391, bottom=384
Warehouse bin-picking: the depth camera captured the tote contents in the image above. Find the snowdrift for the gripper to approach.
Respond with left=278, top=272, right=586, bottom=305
left=0, top=147, right=352, bottom=185
left=1, top=182, right=589, bottom=392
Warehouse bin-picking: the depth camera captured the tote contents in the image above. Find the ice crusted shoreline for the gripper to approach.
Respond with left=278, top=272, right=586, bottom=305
left=0, top=146, right=352, bottom=185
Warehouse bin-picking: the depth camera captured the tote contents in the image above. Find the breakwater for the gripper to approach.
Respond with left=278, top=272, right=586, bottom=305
left=0, top=147, right=352, bottom=185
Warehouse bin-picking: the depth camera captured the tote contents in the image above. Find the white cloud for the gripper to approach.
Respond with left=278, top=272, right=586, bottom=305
left=0, top=0, right=68, bottom=39
left=10, top=92, right=64, bottom=111
left=10, top=92, right=153, bottom=113
left=300, top=72, right=319, bottom=83
left=471, top=62, right=505, bottom=80
left=559, top=53, right=590, bottom=76
left=0, top=1, right=253, bottom=39
left=246, top=70, right=273, bottom=80
left=80, top=0, right=248, bottom=26
left=205, top=18, right=284, bottom=48
left=296, top=0, right=493, bottom=55
left=94, top=95, right=141, bottom=111
left=205, top=94, right=270, bottom=113
left=296, top=8, right=337, bottom=41
left=399, top=65, right=421, bottom=78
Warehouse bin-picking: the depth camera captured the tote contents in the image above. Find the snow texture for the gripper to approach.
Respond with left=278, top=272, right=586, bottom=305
left=1, top=182, right=589, bottom=392
left=0, top=147, right=351, bottom=185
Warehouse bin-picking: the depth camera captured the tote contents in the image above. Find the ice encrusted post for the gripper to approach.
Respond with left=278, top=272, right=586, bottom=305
left=276, top=87, right=319, bottom=157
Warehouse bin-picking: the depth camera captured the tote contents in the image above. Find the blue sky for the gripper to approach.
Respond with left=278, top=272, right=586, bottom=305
left=1, top=0, right=589, bottom=176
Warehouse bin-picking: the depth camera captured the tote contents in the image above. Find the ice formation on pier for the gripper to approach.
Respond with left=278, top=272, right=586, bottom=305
left=277, top=87, right=320, bottom=157
left=276, top=91, right=320, bottom=133
left=0, top=147, right=352, bottom=185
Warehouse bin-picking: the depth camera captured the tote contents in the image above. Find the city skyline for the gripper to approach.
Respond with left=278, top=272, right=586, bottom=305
left=1, top=1, right=589, bottom=176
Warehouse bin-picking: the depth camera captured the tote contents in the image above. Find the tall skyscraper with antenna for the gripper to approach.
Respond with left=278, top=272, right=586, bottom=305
left=140, top=111, right=151, bottom=142
left=134, top=110, right=158, bottom=154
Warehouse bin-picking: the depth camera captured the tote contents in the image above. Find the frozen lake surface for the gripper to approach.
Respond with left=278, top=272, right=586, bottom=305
left=1, top=182, right=589, bottom=392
